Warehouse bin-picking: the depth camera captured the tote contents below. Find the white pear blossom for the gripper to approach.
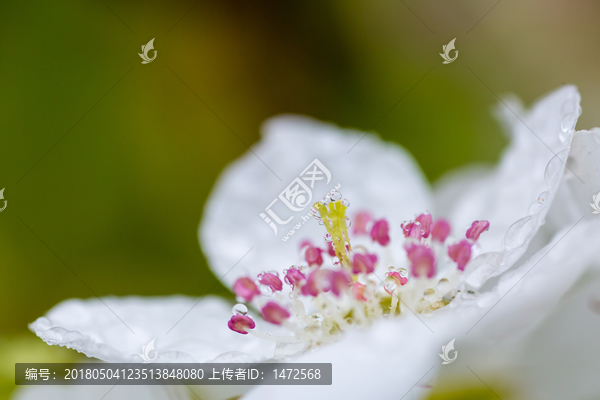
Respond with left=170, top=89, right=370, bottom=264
left=15, top=85, right=600, bottom=400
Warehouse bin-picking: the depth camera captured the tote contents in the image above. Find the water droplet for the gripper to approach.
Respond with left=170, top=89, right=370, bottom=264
left=384, top=276, right=397, bottom=293
left=324, top=233, right=332, bottom=242
left=504, top=216, right=536, bottom=252
left=330, top=190, right=342, bottom=201
left=341, top=199, right=350, bottom=207
left=345, top=217, right=351, bottom=227
left=561, top=110, right=580, bottom=133
left=213, top=351, right=253, bottom=363
left=387, top=266, right=396, bottom=273
left=311, top=313, right=324, bottom=323
left=232, top=303, right=248, bottom=316
left=42, top=327, right=68, bottom=344
left=437, top=278, right=451, bottom=292
left=319, top=220, right=325, bottom=226
left=332, top=257, right=340, bottom=266
left=398, top=268, right=408, bottom=278
left=544, top=149, right=569, bottom=186
left=538, top=191, right=549, bottom=204
left=461, top=289, right=478, bottom=300
left=62, top=331, right=84, bottom=346
left=423, top=288, right=436, bottom=301
left=260, top=284, right=274, bottom=296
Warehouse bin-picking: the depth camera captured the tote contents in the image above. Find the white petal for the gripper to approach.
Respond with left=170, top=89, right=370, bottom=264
left=29, top=296, right=276, bottom=363
left=434, top=86, right=582, bottom=288
left=546, top=128, right=600, bottom=226
left=200, top=115, right=432, bottom=288
left=242, top=316, right=441, bottom=400
left=465, top=217, right=600, bottom=341
left=452, top=218, right=600, bottom=399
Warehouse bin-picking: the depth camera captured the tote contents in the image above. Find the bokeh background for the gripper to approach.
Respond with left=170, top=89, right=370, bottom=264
left=2, top=0, right=600, bottom=397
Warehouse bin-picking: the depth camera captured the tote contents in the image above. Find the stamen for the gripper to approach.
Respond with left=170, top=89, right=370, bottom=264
left=352, top=211, right=373, bottom=235
left=401, top=220, right=423, bottom=240
left=261, top=302, right=291, bottom=325
left=313, top=191, right=352, bottom=268
left=300, top=269, right=332, bottom=297
left=233, top=277, right=261, bottom=302
left=227, top=314, right=255, bottom=335
left=352, top=282, right=367, bottom=301
left=415, top=213, right=432, bottom=238
left=431, top=219, right=451, bottom=243
left=329, top=271, right=350, bottom=297
left=284, top=267, right=306, bottom=288
left=370, top=219, right=390, bottom=246
left=466, top=220, right=490, bottom=241
left=448, top=240, right=472, bottom=271
left=228, top=194, right=492, bottom=352
left=352, top=252, right=378, bottom=275
left=303, top=244, right=324, bottom=267
left=405, top=243, right=436, bottom=278
left=326, top=241, right=336, bottom=256
left=258, top=272, right=283, bottom=293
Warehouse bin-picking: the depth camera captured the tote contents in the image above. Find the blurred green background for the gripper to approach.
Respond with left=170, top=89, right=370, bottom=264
left=2, top=0, right=600, bottom=397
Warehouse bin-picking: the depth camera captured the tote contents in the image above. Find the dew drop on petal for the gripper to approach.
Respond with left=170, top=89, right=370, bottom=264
left=330, top=190, right=342, bottom=201
left=324, top=233, right=332, bottom=242
left=424, top=288, right=436, bottom=302
left=398, top=268, right=408, bottom=278
left=42, top=327, right=68, bottom=345
left=345, top=217, right=352, bottom=227
left=504, top=216, right=536, bottom=252
left=232, top=303, right=248, bottom=316
left=560, top=111, right=579, bottom=133
left=387, top=266, right=396, bottom=273
left=311, top=313, right=324, bottom=323
left=332, top=257, right=340, bottom=266
left=437, top=278, right=451, bottom=292
left=538, top=191, right=549, bottom=204
left=341, top=199, right=350, bottom=207
left=544, top=149, right=569, bottom=186
left=384, top=276, right=397, bottom=293
left=62, top=331, right=84, bottom=345
left=260, top=284, right=274, bottom=296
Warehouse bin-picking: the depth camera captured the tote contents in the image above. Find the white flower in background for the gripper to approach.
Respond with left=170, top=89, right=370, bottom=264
left=14, top=86, right=600, bottom=400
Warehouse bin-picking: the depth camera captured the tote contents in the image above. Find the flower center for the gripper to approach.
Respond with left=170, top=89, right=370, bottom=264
left=226, top=190, right=489, bottom=358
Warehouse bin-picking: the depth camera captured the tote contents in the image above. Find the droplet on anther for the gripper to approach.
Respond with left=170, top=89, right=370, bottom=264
left=232, top=303, right=248, bottom=316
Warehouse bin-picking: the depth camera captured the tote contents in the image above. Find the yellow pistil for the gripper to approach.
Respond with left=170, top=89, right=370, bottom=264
left=314, top=200, right=352, bottom=269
